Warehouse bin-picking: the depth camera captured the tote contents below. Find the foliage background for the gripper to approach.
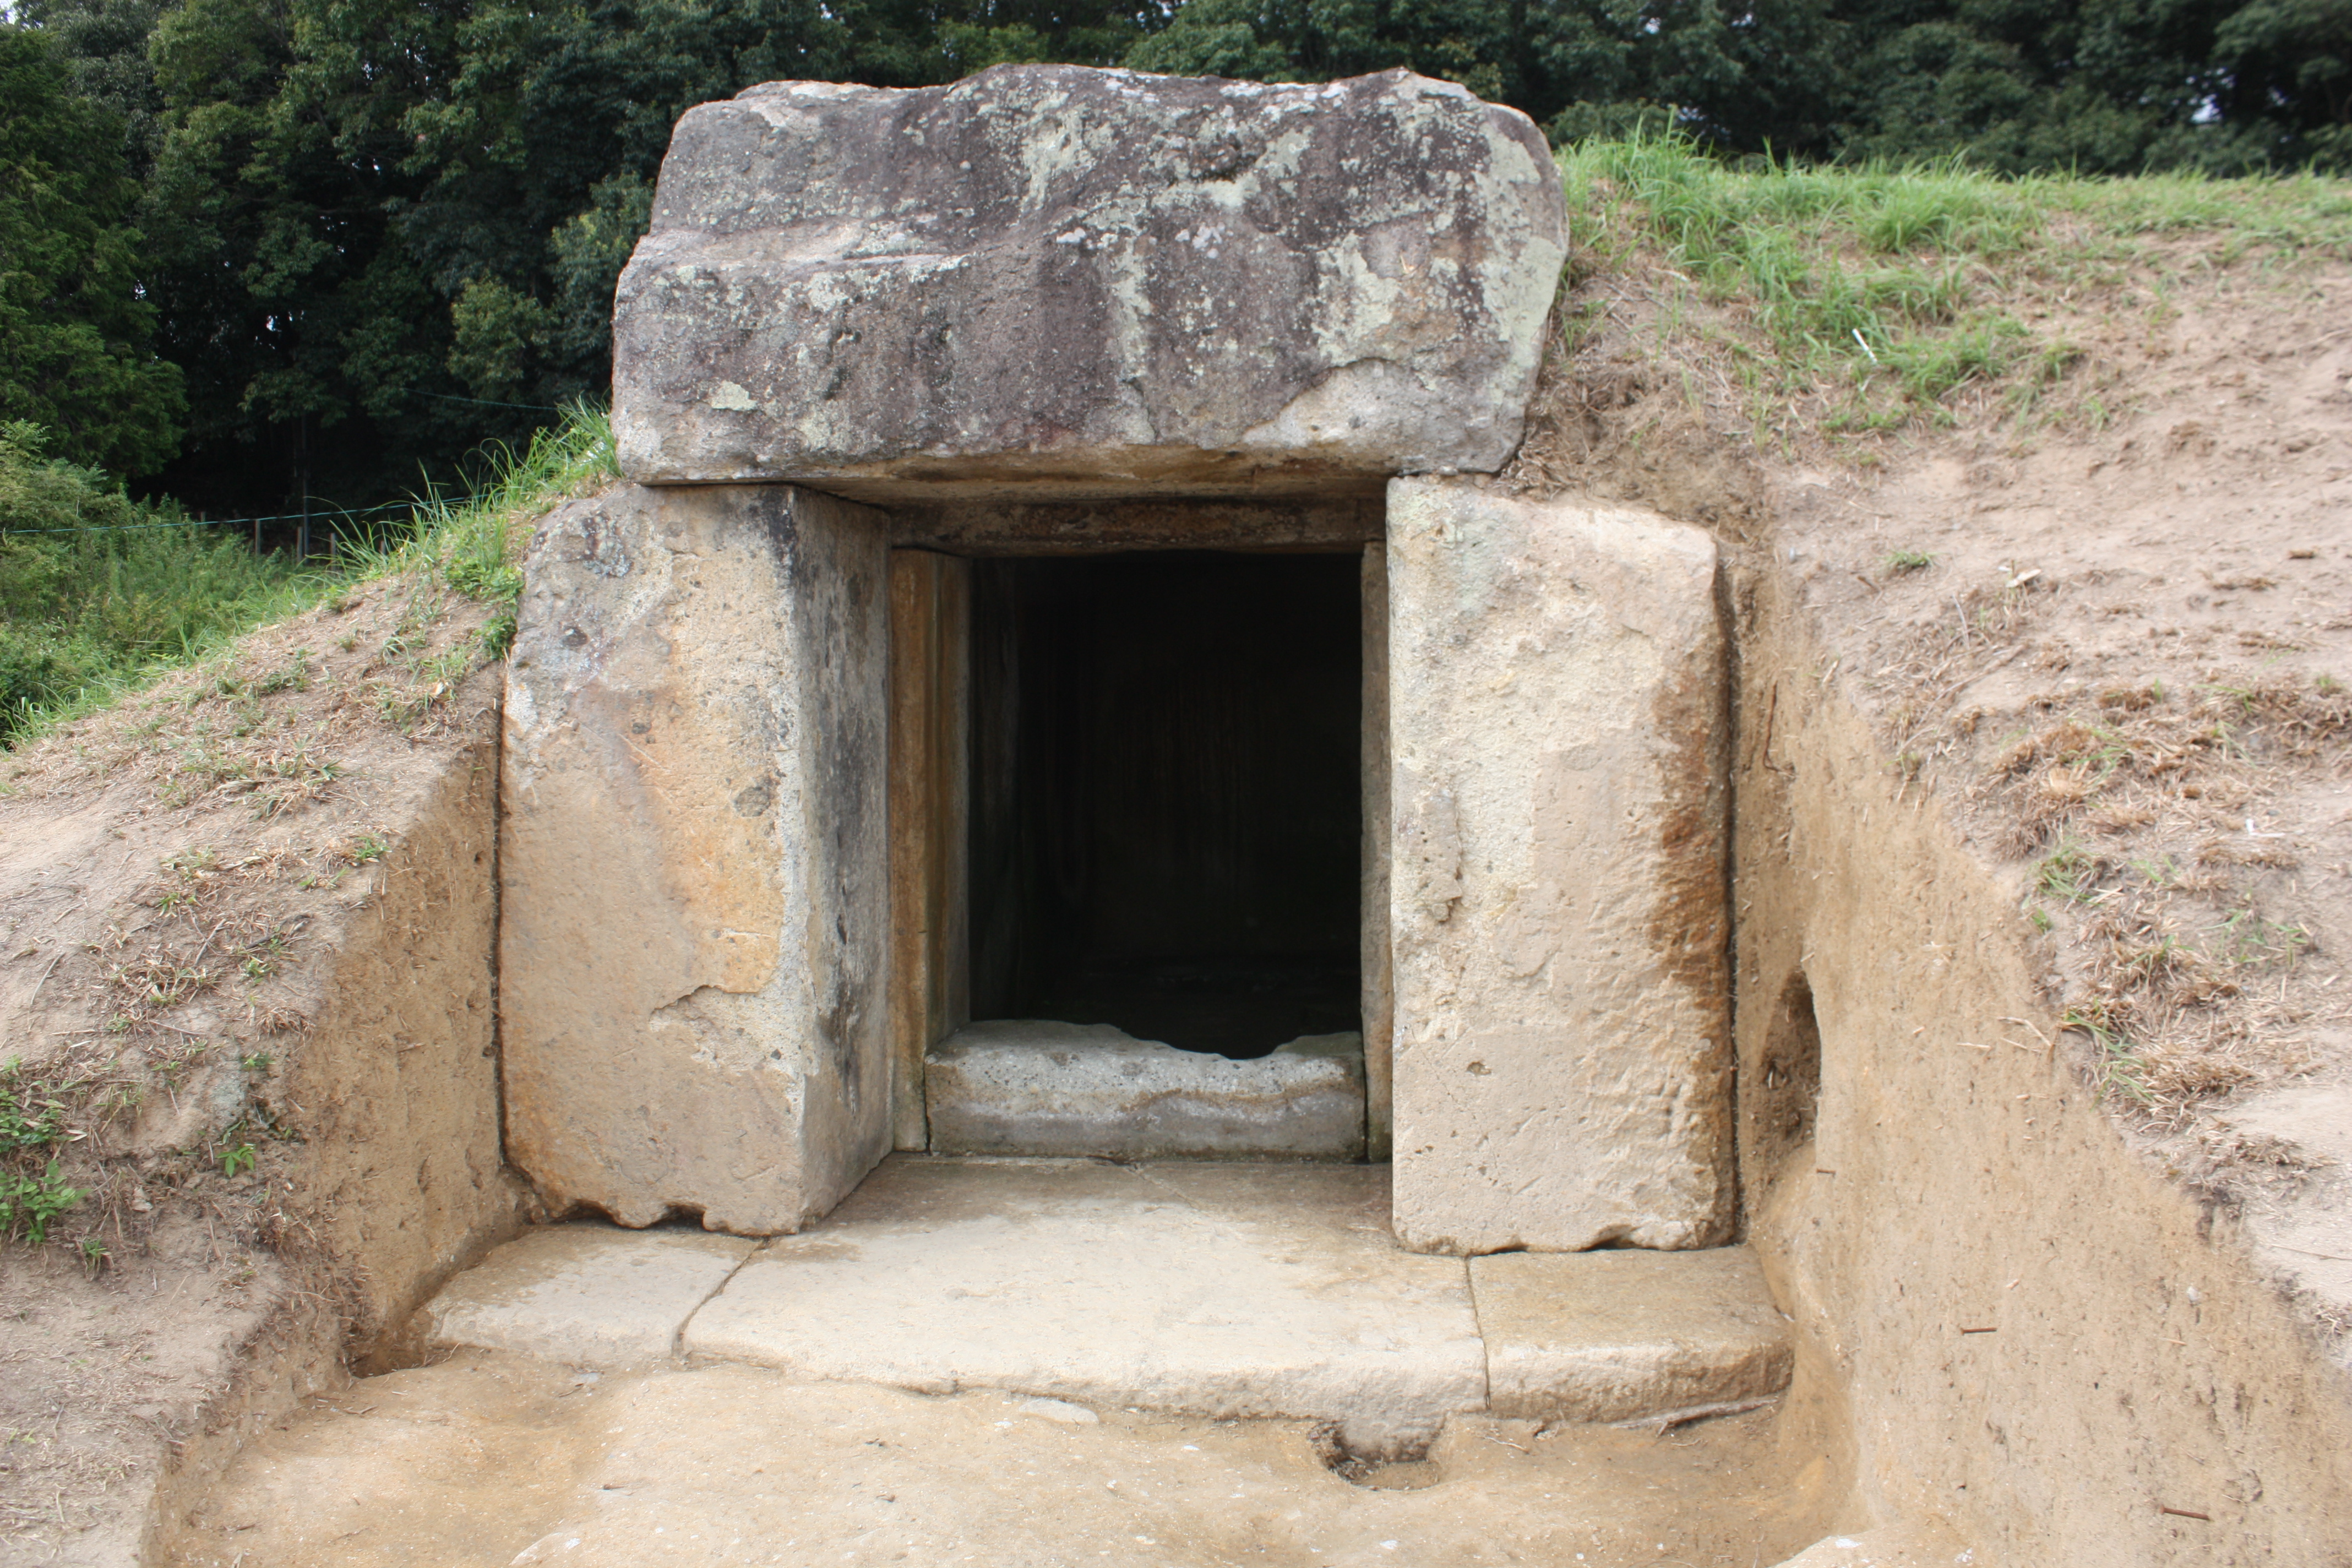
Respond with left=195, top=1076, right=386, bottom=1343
left=0, top=418, right=309, bottom=741
left=0, top=0, right=2346, bottom=521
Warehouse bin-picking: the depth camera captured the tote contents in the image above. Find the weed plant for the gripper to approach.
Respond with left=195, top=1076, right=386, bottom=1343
left=0, top=1060, right=81, bottom=1244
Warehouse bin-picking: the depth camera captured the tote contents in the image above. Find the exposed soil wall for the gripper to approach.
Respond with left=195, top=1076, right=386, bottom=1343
left=139, top=714, right=521, bottom=1559
left=0, top=582, right=522, bottom=1566
left=277, top=708, right=519, bottom=1358
left=1730, top=558, right=2352, bottom=1564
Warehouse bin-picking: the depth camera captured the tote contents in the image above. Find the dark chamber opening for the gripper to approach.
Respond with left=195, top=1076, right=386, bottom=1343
left=968, top=551, right=1362, bottom=1059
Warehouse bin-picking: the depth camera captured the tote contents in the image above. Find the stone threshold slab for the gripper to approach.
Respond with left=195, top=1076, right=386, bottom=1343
left=688, top=1158, right=1468, bottom=1456
left=924, top=1021, right=1366, bottom=1159
left=423, top=1158, right=1789, bottom=1455
left=424, top=1225, right=758, bottom=1366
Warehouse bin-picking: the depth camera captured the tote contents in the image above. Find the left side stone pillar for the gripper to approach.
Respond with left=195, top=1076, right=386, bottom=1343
left=501, top=482, right=891, bottom=1233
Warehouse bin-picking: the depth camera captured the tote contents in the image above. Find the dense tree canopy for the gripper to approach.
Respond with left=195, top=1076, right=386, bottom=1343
left=0, top=26, right=185, bottom=475
left=1, top=0, right=2344, bottom=516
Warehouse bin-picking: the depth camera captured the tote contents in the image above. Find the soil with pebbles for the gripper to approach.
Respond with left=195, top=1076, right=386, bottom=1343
left=154, top=1349, right=1853, bottom=1568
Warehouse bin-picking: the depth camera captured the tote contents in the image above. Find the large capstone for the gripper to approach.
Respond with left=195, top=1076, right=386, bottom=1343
left=612, top=66, right=1567, bottom=499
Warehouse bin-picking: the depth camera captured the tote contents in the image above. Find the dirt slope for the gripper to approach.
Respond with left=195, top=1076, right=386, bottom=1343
left=0, top=574, right=521, bottom=1566
left=1520, top=237, right=2352, bottom=1354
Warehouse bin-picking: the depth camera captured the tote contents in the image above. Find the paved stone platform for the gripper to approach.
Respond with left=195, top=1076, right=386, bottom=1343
left=424, top=1158, right=1788, bottom=1457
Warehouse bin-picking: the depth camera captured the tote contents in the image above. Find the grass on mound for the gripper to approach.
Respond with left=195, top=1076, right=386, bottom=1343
left=334, top=401, right=619, bottom=660
left=0, top=423, right=317, bottom=746
left=1557, top=134, right=2352, bottom=439
left=0, top=405, right=617, bottom=752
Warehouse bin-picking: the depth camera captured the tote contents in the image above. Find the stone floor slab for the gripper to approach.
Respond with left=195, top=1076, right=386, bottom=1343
left=424, top=1223, right=757, bottom=1368
left=683, top=1157, right=1483, bottom=1453
left=1471, top=1245, right=1792, bottom=1423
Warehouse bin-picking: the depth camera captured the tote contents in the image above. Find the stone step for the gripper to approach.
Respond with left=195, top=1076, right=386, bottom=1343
left=924, top=1021, right=1367, bottom=1159
left=424, top=1157, right=1788, bottom=1457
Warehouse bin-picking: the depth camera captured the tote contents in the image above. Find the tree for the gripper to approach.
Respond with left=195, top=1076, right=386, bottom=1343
left=131, top=0, right=1161, bottom=517
left=1832, top=0, right=2352, bottom=173
left=0, top=25, right=186, bottom=477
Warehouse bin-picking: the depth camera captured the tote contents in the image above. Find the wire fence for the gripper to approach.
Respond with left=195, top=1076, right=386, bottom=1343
left=4, top=499, right=424, bottom=537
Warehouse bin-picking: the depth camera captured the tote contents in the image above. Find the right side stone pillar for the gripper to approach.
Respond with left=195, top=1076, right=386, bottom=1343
left=1386, top=478, right=1733, bottom=1253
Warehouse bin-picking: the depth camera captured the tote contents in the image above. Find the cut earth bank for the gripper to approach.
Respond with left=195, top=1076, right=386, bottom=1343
left=1, top=63, right=2349, bottom=1568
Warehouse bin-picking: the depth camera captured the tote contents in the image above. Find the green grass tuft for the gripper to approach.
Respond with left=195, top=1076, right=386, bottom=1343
left=339, top=400, right=618, bottom=605
left=2, top=404, right=616, bottom=748
left=1557, top=132, right=2352, bottom=436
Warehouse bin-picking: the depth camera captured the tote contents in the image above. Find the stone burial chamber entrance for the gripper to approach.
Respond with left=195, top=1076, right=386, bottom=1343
left=966, top=551, right=1363, bottom=1058
left=924, top=541, right=1375, bottom=1163
left=497, top=61, right=1736, bottom=1256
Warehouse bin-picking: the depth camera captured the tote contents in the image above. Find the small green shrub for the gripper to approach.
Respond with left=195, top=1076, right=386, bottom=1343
left=1, top=1160, right=79, bottom=1245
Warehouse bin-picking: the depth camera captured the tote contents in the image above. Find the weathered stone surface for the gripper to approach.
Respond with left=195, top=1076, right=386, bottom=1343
left=423, top=1224, right=756, bottom=1368
left=1385, top=478, right=1732, bottom=1253
left=1472, top=1246, right=1791, bottom=1423
left=924, top=1021, right=1365, bottom=1159
left=683, top=1157, right=1485, bottom=1456
left=613, top=66, right=1566, bottom=499
left=500, top=482, right=892, bottom=1234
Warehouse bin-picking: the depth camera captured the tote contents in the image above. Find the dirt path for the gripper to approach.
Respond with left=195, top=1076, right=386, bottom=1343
left=155, top=1350, right=1852, bottom=1568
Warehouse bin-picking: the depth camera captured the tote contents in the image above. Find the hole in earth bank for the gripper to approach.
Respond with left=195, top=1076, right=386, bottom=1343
left=1754, top=971, right=1824, bottom=1178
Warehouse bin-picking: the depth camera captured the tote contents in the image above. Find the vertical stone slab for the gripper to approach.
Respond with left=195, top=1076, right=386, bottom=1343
left=886, top=549, right=971, bottom=1152
left=502, top=482, right=891, bottom=1234
left=1361, top=542, right=1395, bottom=1163
left=1386, top=478, right=1731, bottom=1253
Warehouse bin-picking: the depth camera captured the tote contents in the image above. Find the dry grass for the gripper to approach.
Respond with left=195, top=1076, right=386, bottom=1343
left=1929, top=669, right=2350, bottom=1128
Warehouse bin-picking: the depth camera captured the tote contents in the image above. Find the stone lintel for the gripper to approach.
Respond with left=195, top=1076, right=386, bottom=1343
left=613, top=65, right=1566, bottom=493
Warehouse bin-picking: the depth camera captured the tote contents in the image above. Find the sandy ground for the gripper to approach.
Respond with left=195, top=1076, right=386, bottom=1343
left=0, top=1227, right=280, bottom=1556
left=154, top=1351, right=1852, bottom=1568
